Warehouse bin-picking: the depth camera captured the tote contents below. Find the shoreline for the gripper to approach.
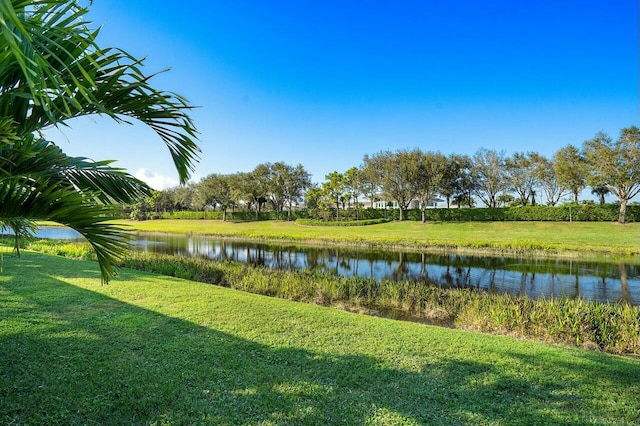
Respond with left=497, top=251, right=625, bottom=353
left=115, top=219, right=640, bottom=263
left=34, top=219, right=640, bottom=262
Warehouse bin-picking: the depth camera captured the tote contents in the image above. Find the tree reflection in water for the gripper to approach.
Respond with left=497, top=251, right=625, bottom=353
left=124, top=234, right=640, bottom=305
left=32, top=227, right=640, bottom=305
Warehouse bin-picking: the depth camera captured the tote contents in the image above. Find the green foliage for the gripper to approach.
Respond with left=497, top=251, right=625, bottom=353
left=339, top=205, right=640, bottom=222
left=583, top=127, right=640, bottom=223
left=0, top=1, right=199, bottom=282
left=26, top=240, right=96, bottom=260
left=162, top=204, right=640, bottom=223
left=162, top=210, right=310, bottom=221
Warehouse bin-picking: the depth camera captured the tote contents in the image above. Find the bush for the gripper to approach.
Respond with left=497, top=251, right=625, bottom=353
left=417, top=204, right=639, bottom=222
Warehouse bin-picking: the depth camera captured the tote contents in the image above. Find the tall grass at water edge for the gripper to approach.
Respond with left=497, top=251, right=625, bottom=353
left=19, top=240, right=638, bottom=355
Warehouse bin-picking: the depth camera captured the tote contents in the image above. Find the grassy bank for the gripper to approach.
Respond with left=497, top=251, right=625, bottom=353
left=18, top=240, right=640, bottom=355
left=122, top=252, right=640, bottom=356
left=113, top=219, right=640, bottom=257
left=1, top=252, right=638, bottom=424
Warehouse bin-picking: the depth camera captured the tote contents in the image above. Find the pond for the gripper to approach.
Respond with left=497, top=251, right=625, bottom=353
left=32, top=227, right=640, bottom=305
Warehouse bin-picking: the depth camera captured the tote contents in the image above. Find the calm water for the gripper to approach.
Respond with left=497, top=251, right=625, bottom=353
left=33, top=227, right=640, bottom=305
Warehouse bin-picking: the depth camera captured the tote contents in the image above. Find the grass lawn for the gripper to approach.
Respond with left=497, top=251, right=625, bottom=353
left=1, top=252, right=638, bottom=425
left=115, top=219, right=640, bottom=258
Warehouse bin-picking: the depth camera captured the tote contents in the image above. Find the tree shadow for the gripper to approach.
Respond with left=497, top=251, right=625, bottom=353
left=1, top=254, right=638, bottom=425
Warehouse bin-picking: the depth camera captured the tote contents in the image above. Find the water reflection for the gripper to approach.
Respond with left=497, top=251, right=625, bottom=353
left=132, top=233, right=639, bottom=305
left=30, top=227, right=640, bottom=305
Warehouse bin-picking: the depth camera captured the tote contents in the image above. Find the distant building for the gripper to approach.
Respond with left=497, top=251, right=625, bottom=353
left=370, top=197, right=444, bottom=209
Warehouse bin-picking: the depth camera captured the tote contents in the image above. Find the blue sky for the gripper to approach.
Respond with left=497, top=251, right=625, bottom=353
left=51, top=0, right=638, bottom=190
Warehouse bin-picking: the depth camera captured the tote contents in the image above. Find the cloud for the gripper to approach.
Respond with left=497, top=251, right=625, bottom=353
left=135, top=168, right=179, bottom=191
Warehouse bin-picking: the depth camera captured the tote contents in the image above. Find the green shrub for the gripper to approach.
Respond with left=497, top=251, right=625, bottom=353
left=417, top=204, right=639, bottom=222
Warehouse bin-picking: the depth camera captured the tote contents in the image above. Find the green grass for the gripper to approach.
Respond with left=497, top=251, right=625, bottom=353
left=10, top=241, right=640, bottom=354
left=114, top=219, right=640, bottom=257
left=1, top=252, right=639, bottom=424
left=119, top=252, right=640, bottom=355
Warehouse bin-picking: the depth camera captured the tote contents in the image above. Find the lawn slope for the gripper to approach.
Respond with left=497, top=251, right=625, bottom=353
left=1, top=253, right=638, bottom=425
left=115, top=219, right=640, bottom=257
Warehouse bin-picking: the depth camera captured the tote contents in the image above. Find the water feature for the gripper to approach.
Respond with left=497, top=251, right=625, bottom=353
left=30, top=227, right=640, bottom=305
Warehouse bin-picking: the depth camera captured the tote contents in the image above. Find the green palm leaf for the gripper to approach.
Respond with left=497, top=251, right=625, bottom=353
left=0, top=0, right=201, bottom=282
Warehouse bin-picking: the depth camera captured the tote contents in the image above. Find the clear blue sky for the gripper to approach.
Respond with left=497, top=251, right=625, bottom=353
left=50, top=0, right=638, bottom=190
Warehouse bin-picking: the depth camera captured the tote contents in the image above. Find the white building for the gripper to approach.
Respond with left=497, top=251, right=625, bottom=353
left=370, top=198, right=444, bottom=209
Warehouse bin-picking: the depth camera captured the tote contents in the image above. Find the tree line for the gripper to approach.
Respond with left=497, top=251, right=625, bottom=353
left=143, top=126, right=639, bottom=224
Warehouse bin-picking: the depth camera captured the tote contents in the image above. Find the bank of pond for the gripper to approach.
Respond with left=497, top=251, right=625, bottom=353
left=33, top=227, right=640, bottom=306
left=23, top=228, right=640, bottom=356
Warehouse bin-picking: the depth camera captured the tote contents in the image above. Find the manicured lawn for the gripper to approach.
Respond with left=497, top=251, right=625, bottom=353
left=1, top=252, right=638, bottom=424
left=115, top=219, right=640, bottom=257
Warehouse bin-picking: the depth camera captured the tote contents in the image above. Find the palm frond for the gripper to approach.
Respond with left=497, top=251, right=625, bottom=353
left=0, top=174, right=129, bottom=282
left=0, top=1, right=200, bottom=183
left=0, top=0, right=201, bottom=282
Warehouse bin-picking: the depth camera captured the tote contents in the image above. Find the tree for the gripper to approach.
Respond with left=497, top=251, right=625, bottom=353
left=154, top=189, right=176, bottom=214
left=172, top=183, right=201, bottom=211
left=553, top=145, right=586, bottom=204
left=304, top=184, right=323, bottom=219
left=228, top=171, right=265, bottom=220
left=496, top=193, right=515, bottom=207
left=256, top=162, right=286, bottom=217
left=472, top=148, right=506, bottom=208
left=439, top=154, right=471, bottom=208
left=590, top=184, right=609, bottom=205
left=364, top=150, right=419, bottom=221
left=283, top=164, right=311, bottom=221
left=255, top=162, right=309, bottom=220
left=226, top=173, right=250, bottom=212
left=199, top=174, right=233, bottom=221
left=505, top=152, right=538, bottom=206
left=359, top=163, right=380, bottom=208
left=583, top=127, right=640, bottom=224
left=251, top=164, right=272, bottom=216
left=343, top=167, right=364, bottom=220
left=0, top=218, right=35, bottom=256
left=0, top=1, right=199, bottom=282
left=322, top=171, right=345, bottom=220
left=413, top=151, right=446, bottom=222
left=535, top=155, right=566, bottom=206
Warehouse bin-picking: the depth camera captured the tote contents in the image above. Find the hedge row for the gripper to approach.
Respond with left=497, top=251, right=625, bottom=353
left=312, top=205, right=639, bottom=222
left=155, top=204, right=638, bottom=222
left=160, top=210, right=309, bottom=221
left=414, top=204, right=639, bottom=222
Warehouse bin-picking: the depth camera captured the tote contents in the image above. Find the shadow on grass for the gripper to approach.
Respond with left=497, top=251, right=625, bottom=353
left=0, top=254, right=638, bottom=425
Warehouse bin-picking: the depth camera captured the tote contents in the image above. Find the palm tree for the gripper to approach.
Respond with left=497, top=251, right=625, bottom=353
left=0, top=1, right=200, bottom=282
left=590, top=185, right=609, bottom=205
